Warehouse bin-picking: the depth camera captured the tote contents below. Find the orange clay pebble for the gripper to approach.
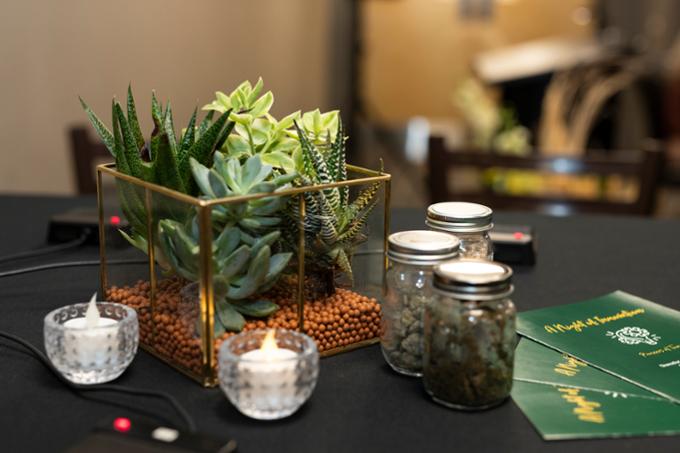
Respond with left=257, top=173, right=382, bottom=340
left=106, top=277, right=382, bottom=375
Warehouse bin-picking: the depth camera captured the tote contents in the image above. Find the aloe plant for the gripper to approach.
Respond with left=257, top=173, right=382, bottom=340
left=286, top=119, right=381, bottom=298
left=80, top=87, right=234, bottom=253
left=158, top=153, right=295, bottom=332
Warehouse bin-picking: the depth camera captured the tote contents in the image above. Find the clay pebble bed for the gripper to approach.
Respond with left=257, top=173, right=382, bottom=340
left=106, top=277, right=382, bottom=376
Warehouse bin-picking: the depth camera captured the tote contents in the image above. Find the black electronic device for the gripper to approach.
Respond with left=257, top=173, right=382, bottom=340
left=47, top=208, right=128, bottom=246
left=66, top=416, right=236, bottom=453
left=489, top=224, right=536, bottom=265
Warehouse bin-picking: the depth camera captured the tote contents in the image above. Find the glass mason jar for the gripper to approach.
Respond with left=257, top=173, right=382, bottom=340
left=426, top=202, right=494, bottom=259
left=381, top=230, right=460, bottom=376
left=423, top=259, right=515, bottom=410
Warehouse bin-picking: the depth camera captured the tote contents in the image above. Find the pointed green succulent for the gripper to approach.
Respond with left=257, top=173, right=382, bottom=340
left=286, top=119, right=380, bottom=287
left=80, top=86, right=234, bottom=195
left=80, top=86, right=235, bottom=254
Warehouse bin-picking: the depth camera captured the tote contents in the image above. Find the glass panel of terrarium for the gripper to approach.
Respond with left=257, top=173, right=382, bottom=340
left=210, top=192, right=297, bottom=346
left=149, top=188, right=205, bottom=378
left=100, top=172, right=152, bottom=331
left=302, top=179, right=384, bottom=353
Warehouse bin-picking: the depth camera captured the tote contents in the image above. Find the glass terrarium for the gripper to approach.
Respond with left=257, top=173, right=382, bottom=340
left=97, top=162, right=390, bottom=386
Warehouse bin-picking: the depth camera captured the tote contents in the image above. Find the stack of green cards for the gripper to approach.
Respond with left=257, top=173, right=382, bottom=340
left=512, top=291, right=680, bottom=440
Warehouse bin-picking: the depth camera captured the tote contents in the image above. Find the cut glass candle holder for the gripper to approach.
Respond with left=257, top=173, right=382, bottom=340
left=44, top=302, right=139, bottom=384
left=217, top=329, right=319, bottom=420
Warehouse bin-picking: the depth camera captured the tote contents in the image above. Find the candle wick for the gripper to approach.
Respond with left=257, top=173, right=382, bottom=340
left=85, top=292, right=100, bottom=328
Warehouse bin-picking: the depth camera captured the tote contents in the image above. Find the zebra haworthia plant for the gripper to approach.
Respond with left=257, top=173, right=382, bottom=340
left=157, top=154, right=295, bottom=333
left=288, top=119, right=381, bottom=298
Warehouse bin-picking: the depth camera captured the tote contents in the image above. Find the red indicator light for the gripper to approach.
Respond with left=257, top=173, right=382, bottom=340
left=110, top=215, right=121, bottom=226
left=113, top=417, right=131, bottom=432
left=513, top=232, right=524, bottom=240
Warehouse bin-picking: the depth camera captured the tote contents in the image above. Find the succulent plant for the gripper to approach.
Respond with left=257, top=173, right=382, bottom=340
left=285, top=109, right=340, bottom=151
left=203, top=78, right=339, bottom=174
left=190, top=153, right=298, bottom=235
left=286, top=119, right=381, bottom=298
left=81, top=86, right=233, bottom=195
left=158, top=219, right=292, bottom=333
left=80, top=87, right=234, bottom=253
left=157, top=153, right=296, bottom=333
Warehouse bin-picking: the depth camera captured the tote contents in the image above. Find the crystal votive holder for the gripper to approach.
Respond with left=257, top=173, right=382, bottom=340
left=218, top=329, right=319, bottom=420
left=44, top=302, right=139, bottom=384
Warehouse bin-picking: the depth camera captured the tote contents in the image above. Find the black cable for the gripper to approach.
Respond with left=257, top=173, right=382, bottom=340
left=0, top=259, right=148, bottom=278
left=0, top=330, right=196, bottom=433
left=0, top=234, right=89, bottom=265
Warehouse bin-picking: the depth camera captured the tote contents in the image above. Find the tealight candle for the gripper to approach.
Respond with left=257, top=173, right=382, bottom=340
left=44, top=294, right=139, bottom=384
left=63, top=294, right=120, bottom=367
left=218, top=329, right=319, bottom=420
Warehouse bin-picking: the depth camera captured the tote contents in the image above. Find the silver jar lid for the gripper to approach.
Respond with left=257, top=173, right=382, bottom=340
left=434, top=259, right=513, bottom=300
left=388, top=230, right=460, bottom=265
left=426, top=202, right=493, bottom=233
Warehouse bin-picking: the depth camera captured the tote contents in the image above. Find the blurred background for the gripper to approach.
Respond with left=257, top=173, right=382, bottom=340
left=3, top=0, right=680, bottom=217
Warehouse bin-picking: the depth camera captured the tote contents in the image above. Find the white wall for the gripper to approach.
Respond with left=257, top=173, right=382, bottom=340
left=0, top=0, right=332, bottom=194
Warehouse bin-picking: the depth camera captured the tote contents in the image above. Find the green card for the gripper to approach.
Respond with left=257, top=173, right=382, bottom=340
left=512, top=380, right=680, bottom=440
left=513, top=338, right=661, bottom=399
left=517, top=291, right=680, bottom=403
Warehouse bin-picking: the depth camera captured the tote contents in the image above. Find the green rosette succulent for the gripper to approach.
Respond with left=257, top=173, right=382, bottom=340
left=158, top=153, right=296, bottom=333
left=203, top=78, right=339, bottom=174
left=158, top=219, right=291, bottom=333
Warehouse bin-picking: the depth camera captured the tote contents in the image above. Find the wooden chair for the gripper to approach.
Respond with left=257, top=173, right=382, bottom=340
left=427, top=137, right=663, bottom=216
left=69, top=127, right=112, bottom=194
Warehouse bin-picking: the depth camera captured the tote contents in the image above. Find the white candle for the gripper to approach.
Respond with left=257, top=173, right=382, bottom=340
left=63, top=294, right=120, bottom=367
left=239, top=330, right=298, bottom=409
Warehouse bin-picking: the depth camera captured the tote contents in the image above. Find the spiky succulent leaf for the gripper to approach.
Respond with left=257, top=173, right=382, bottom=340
left=113, top=102, right=145, bottom=178
left=126, top=85, right=145, bottom=151
left=179, top=107, right=198, bottom=152
left=215, top=117, right=236, bottom=151
left=197, top=110, right=215, bottom=137
left=338, top=197, right=377, bottom=243
left=79, top=97, right=115, bottom=155
left=295, top=121, right=340, bottom=210
left=153, top=132, right=184, bottom=192
left=185, top=110, right=231, bottom=169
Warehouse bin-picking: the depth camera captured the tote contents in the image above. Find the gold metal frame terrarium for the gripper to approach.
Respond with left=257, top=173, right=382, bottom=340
left=97, top=162, right=391, bottom=386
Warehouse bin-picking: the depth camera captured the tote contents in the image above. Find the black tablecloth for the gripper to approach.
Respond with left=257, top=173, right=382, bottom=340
left=1, top=195, right=680, bottom=452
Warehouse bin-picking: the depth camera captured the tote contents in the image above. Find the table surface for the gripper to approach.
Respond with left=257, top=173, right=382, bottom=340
left=1, top=195, right=680, bottom=452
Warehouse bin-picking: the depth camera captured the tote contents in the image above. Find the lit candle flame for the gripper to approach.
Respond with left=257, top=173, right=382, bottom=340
left=260, top=329, right=278, bottom=352
left=85, top=292, right=100, bottom=328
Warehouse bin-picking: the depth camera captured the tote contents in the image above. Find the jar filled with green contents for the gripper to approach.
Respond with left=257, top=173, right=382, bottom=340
left=426, top=202, right=493, bottom=259
left=381, top=230, right=460, bottom=376
left=423, top=259, right=515, bottom=410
